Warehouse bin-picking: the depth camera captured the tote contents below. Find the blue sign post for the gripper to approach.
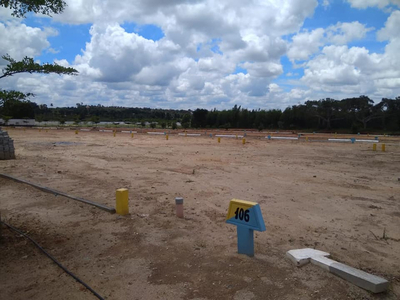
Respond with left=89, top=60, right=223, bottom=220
left=226, top=199, right=266, bottom=257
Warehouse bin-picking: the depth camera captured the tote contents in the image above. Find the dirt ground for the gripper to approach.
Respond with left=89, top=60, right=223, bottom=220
left=1, top=128, right=399, bottom=300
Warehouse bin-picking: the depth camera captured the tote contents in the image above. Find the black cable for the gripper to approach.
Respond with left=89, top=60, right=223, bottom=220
left=1, top=220, right=105, bottom=300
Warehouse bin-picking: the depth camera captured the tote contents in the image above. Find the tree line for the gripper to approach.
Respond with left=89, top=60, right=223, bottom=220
left=1, top=95, right=399, bottom=132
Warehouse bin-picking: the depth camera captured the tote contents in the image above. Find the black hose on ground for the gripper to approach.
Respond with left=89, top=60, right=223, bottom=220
left=1, top=220, right=105, bottom=300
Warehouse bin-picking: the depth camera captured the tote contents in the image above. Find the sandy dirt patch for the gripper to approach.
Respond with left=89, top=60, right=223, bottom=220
left=1, top=128, right=399, bottom=299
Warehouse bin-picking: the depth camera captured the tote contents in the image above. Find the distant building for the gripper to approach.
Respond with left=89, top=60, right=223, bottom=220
left=0, top=119, right=35, bottom=126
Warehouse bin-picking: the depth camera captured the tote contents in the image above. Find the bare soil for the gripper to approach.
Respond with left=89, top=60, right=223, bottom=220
left=1, top=128, right=399, bottom=300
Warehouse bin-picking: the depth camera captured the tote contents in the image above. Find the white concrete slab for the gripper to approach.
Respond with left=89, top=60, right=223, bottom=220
left=328, top=138, right=351, bottom=142
left=330, top=262, right=389, bottom=293
left=287, top=248, right=389, bottom=293
left=310, top=256, right=336, bottom=271
left=286, top=248, right=330, bottom=267
left=269, top=137, right=298, bottom=140
left=355, top=139, right=378, bottom=143
left=215, top=134, right=243, bottom=138
left=178, top=133, right=201, bottom=136
left=121, top=131, right=137, bottom=133
left=147, top=132, right=165, bottom=135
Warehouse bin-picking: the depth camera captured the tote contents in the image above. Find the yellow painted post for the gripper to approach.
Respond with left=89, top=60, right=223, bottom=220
left=335, top=132, right=337, bottom=138
left=306, top=137, right=309, bottom=142
left=113, top=130, right=116, bottom=137
left=382, top=144, right=386, bottom=152
left=236, top=135, right=238, bottom=139
left=218, top=137, right=221, bottom=143
left=242, top=138, right=245, bottom=145
left=116, top=188, right=129, bottom=215
left=75, top=130, right=78, bottom=134
left=373, top=143, right=377, bottom=151
left=166, top=134, right=169, bottom=140
left=46, top=129, right=48, bottom=133
left=39, top=129, right=41, bottom=132
left=131, top=132, right=134, bottom=138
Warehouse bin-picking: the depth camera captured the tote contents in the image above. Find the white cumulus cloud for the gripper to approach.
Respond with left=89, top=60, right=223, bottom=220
left=346, top=0, right=400, bottom=9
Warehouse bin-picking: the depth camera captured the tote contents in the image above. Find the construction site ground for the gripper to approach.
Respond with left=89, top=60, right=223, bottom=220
left=1, top=128, right=399, bottom=300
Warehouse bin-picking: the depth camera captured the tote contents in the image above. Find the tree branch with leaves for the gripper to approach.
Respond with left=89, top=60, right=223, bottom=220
left=0, top=0, right=66, bottom=18
left=1, top=54, right=78, bottom=79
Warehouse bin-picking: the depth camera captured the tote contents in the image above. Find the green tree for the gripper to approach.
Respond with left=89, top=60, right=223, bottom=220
left=35, top=114, right=44, bottom=122
left=172, top=122, right=177, bottom=130
left=161, top=122, right=166, bottom=129
left=0, top=90, right=35, bottom=118
left=1, top=0, right=78, bottom=103
left=191, top=109, right=208, bottom=128
left=0, top=54, right=78, bottom=80
left=341, top=96, right=381, bottom=130
left=0, top=89, right=33, bottom=107
left=150, top=122, right=156, bottom=129
left=306, top=99, right=342, bottom=129
left=73, top=115, right=80, bottom=125
left=181, top=113, right=191, bottom=129
left=0, top=0, right=67, bottom=18
left=2, top=115, right=12, bottom=124
left=90, top=115, right=100, bottom=124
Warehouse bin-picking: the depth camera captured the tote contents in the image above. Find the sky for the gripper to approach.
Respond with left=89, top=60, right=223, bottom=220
left=1, top=0, right=400, bottom=110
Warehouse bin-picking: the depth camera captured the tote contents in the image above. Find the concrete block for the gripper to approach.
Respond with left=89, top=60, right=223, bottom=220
left=178, top=133, right=201, bottom=136
left=286, top=248, right=330, bottom=267
left=330, top=262, right=389, bottom=293
left=270, top=136, right=298, bottom=140
left=310, top=255, right=336, bottom=271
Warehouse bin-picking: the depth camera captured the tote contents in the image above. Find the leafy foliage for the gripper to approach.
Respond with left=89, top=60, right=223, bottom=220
left=0, top=0, right=66, bottom=17
left=0, top=89, right=33, bottom=107
left=0, top=90, right=36, bottom=118
left=1, top=54, right=78, bottom=79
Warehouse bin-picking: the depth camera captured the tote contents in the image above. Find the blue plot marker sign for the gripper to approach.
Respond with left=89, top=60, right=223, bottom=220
left=226, top=199, right=266, bottom=257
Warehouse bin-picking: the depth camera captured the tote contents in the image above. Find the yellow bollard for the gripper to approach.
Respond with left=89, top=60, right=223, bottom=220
left=46, top=129, right=48, bottom=133
left=113, top=131, right=116, bottom=137
left=39, top=129, right=41, bottom=132
left=373, top=143, right=377, bottom=151
left=335, top=132, right=337, bottom=137
left=75, top=130, right=78, bottom=134
left=306, top=137, right=309, bottom=142
left=382, top=144, right=386, bottom=152
left=218, top=137, right=221, bottom=143
left=131, top=132, right=134, bottom=138
left=166, top=134, right=169, bottom=140
left=242, top=138, right=246, bottom=145
left=116, top=188, right=129, bottom=215
left=236, top=135, right=238, bottom=139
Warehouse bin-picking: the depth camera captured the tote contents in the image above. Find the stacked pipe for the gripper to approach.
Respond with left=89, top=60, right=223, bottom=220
left=0, top=128, right=15, bottom=160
